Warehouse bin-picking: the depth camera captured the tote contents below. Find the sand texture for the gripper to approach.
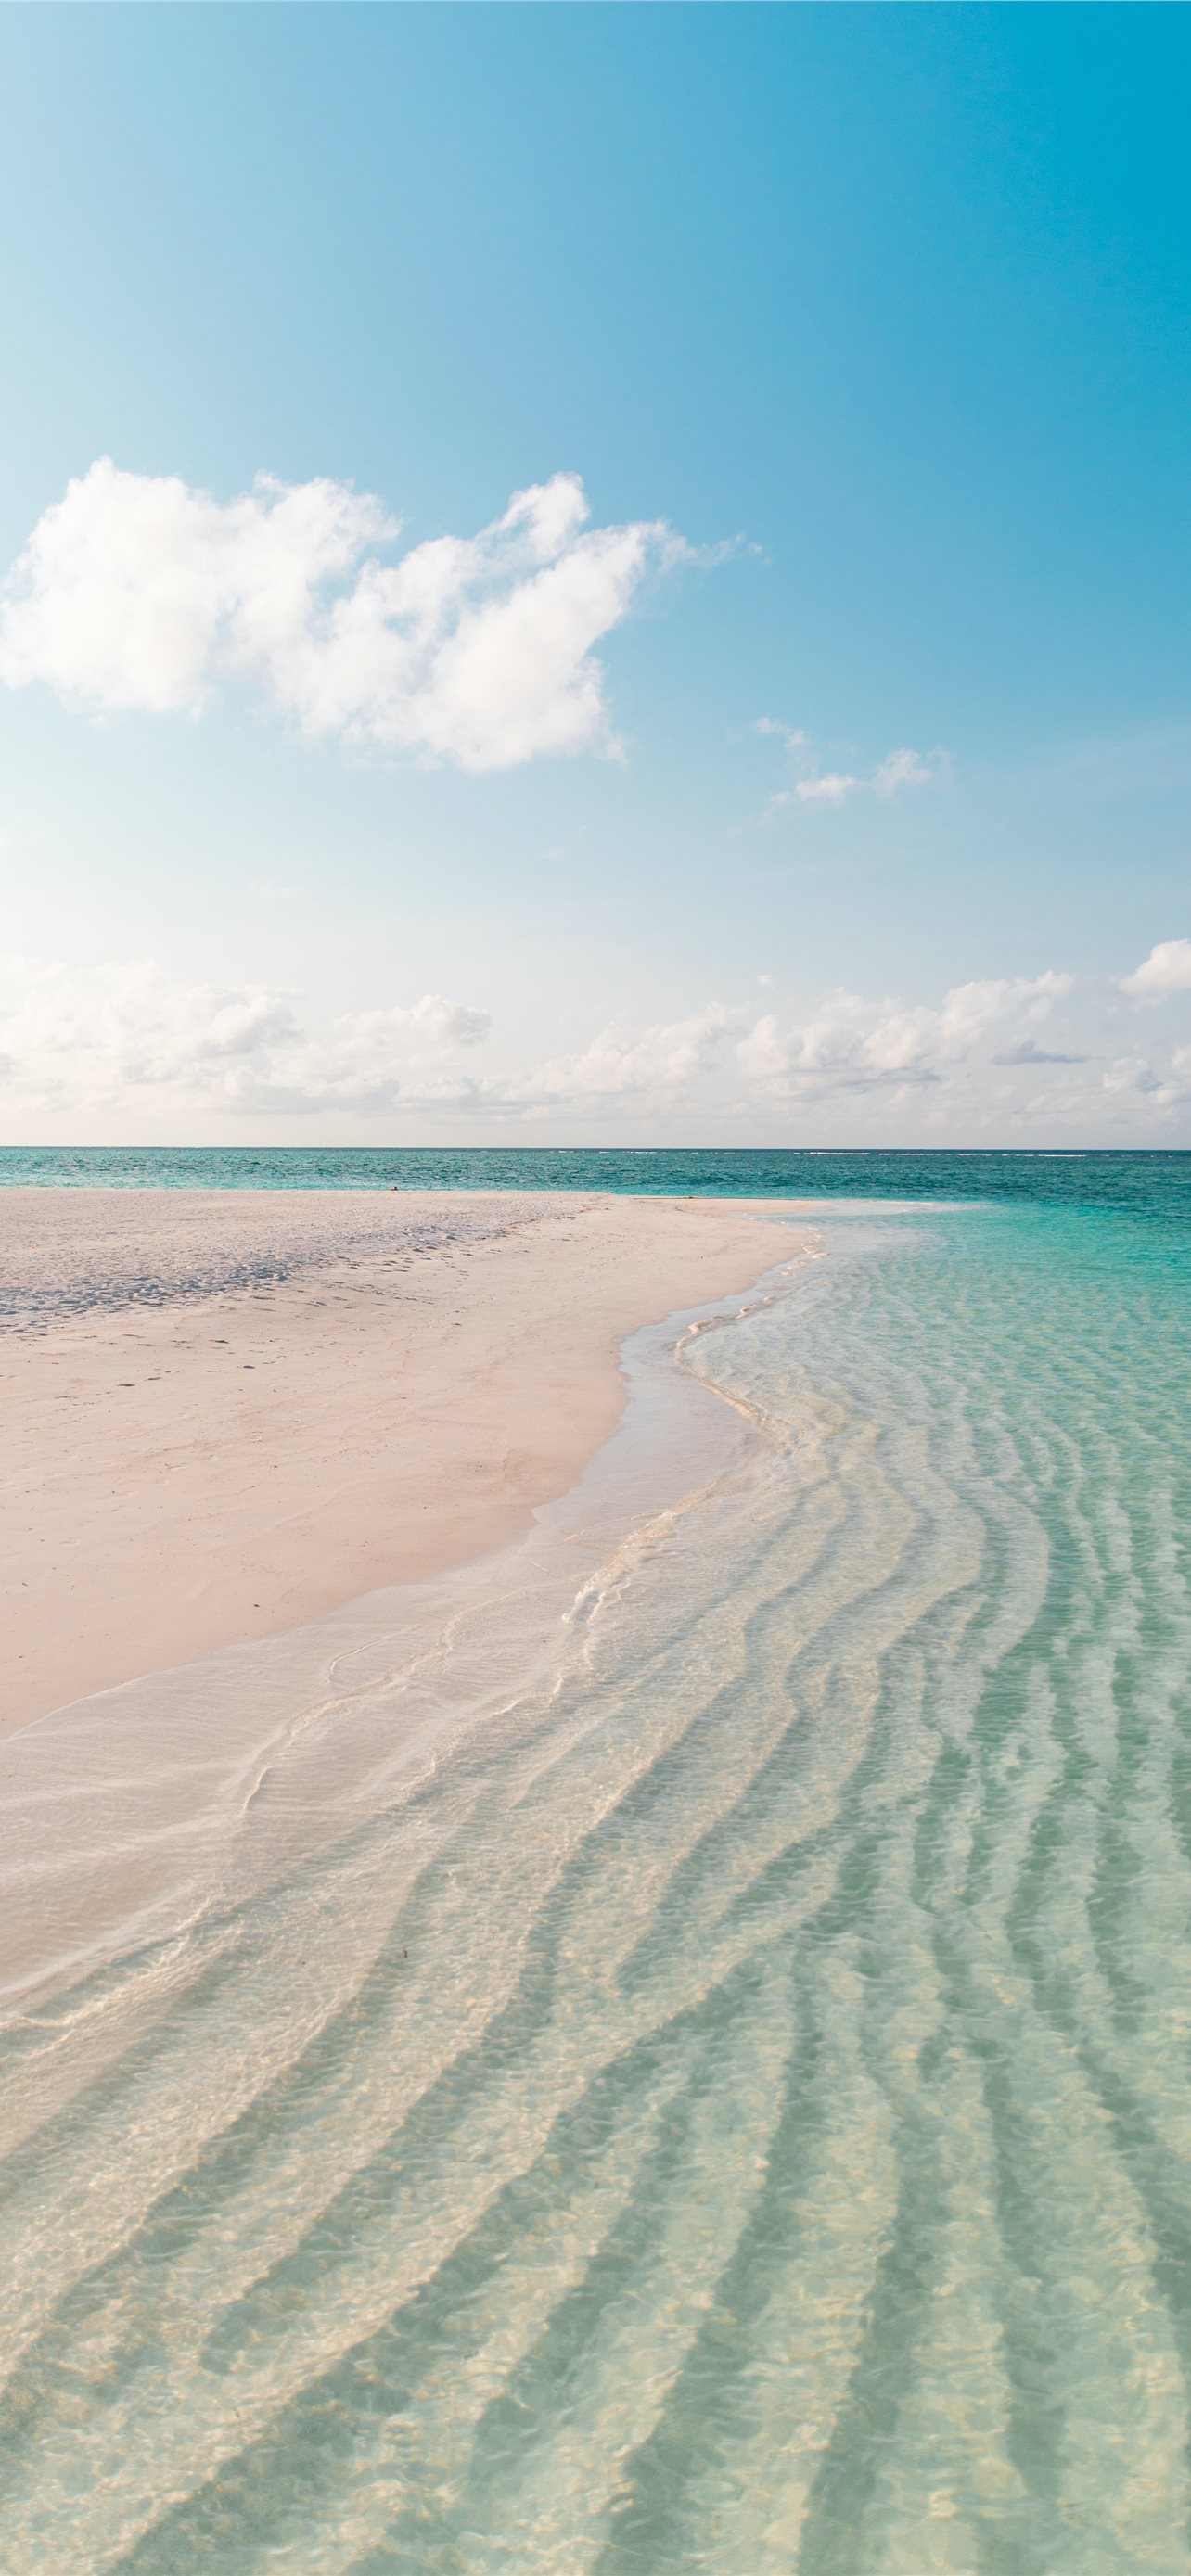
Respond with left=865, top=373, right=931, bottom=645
left=1, top=1189, right=807, bottom=1730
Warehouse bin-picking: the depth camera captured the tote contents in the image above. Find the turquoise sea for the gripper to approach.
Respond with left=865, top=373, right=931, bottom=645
left=2, top=1159, right=1191, bottom=2571
left=1, top=1141, right=1189, bottom=1215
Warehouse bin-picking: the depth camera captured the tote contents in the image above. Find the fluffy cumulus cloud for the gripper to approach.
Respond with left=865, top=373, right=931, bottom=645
left=0, top=960, right=743, bottom=1128
left=758, top=722, right=946, bottom=811
left=736, top=974, right=1074, bottom=1091
left=525, top=1007, right=734, bottom=1106
left=1119, top=938, right=1191, bottom=1001
left=4, top=950, right=1191, bottom=1138
left=0, top=462, right=688, bottom=770
left=0, top=958, right=493, bottom=1118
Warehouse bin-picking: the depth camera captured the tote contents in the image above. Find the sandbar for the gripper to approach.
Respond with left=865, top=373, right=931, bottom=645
left=1, top=1189, right=810, bottom=1730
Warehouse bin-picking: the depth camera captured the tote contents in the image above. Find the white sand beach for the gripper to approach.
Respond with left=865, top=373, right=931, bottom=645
left=1, top=1188, right=808, bottom=1730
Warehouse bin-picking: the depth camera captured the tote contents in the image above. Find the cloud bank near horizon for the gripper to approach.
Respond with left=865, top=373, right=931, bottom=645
left=2, top=941, right=1187, bottom=1135
left=0, top=462, right=688, bottom=770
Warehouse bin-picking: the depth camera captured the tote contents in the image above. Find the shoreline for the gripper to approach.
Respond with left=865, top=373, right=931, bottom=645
left=0, top=1256, right=805, bottom=2020
left=1, top=1188, right=812, bottom=1732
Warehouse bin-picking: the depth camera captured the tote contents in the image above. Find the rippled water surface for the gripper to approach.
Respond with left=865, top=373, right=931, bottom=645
left=4, top=1199, right=1191, bottom=2572
left=3, top=1141, right=1190, bottom=1214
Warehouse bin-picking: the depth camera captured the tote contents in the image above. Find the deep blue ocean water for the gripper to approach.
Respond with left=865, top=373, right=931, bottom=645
left=2, top=1179, right=1190, bottom=2569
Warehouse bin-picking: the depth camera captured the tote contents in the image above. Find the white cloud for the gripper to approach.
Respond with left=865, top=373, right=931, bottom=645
left=0, top=958, right=493, bottom=1117
left=1119, top=938, right=1191, bottom=1001
left=759, top=721, right=945, bottom=812
left=1103, top=1055, right=1151, bottom=1095
left=0, top=461, right=688, bottom=771
left=872, top=746, right=939, bottom=797
left=794, top=772, right=860, bottom=807
left=0, top=963, right=739, bottom=1126
left=4, top=953, right=1189, bottom=1140
left=375, top=993, right=491, bottom=1049
left=736, top=973, right=1074, bottom=1091
left=527, top=1006, right=734, bottom=1104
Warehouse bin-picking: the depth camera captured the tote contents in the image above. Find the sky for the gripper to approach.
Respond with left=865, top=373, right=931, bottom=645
left=1, top=1, right=1190, bottom=1147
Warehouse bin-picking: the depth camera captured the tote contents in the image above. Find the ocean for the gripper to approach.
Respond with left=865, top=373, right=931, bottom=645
left=2, top=1161, right=1190, bottom=2571
left=1, top=1141, right=1190, bottom=1217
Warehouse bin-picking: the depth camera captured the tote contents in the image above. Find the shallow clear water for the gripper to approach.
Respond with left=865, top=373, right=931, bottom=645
left=3, top=1198, right=1190, bottom=2572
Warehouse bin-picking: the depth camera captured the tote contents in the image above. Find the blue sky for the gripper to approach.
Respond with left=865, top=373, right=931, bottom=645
left=2, top=3, right=1190, bottom=1143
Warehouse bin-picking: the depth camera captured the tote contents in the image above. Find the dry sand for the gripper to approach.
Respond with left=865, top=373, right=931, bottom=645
left=1, top=1189, right=808, bottom=1731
